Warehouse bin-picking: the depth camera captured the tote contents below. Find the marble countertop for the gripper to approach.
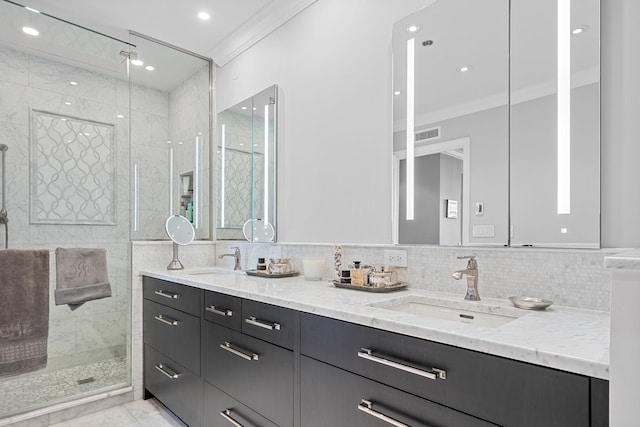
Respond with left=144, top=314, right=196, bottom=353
left=142, top=267, right=610, bottom=380
left=604, top=249, right=640, bottom=270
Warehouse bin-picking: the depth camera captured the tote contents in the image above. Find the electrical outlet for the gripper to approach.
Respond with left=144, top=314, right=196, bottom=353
left=384, top=249, right=408, bottom=267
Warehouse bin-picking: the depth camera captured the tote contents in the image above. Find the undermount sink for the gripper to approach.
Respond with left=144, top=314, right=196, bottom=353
left=187, top=267, right=244, bottom=276
left=368, top=296, right=523, bottom=328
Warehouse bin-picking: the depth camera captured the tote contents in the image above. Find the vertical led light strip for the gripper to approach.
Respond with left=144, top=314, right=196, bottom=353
left=133, top=163, right=139, bottom=231
left=557, top=0, right=571, bottom=214
left=264, top=104, right=270, bottom=226
left=220, top=124, right=226, bottom=227
left=406, top=37, right=415, bottom=221
left=194, top=135, right=201, bottom=229
left=168, top=147, right=174, bottom=215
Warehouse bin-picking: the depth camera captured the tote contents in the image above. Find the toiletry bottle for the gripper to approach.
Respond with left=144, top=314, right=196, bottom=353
left=186, top=201, right=193, bottom=222
left=257, top=257, right=267, bottom=271
left=351, top=261, right=363, bottom=285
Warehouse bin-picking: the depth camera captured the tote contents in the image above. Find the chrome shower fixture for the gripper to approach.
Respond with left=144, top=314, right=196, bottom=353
left=0, top=144, right=8, bottom=249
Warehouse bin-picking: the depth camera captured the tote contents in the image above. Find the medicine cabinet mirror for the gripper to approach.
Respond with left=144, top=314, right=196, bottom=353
left=216, top=85, right=277, bottom=242
left=392, top=0, right=600, bottom=248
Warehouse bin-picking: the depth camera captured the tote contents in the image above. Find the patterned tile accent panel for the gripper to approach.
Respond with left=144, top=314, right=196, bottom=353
left=30, top=110, right=116, bottom=225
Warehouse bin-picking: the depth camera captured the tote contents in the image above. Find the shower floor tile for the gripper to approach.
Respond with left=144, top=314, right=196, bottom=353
left=0, top=357, right=128, bottom=417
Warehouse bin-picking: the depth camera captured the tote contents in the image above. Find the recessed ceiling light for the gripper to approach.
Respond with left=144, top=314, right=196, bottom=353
left=130, top=59, right=144, bottom=66
left=61, top=118, right=67, bottom=121
left=239, top=143, right=244, bottom=146
left=198, top=11, right=210, bottom=21
left=572, top=25, right=589, bottom=35
left=69, top=81, right=78, bottom=86
left=116, top=114, right=124, bottom=119
left=406, top=24, right=421, bottom=33
left=458, top=65, right=473, bottom=72
left=64, top=101, right=71, bottom=105
left=167, top=140, right=172, bottom=144
left=241, top=106, right=247, bottom=110
left=178, top=141, right=183, bottom=145
left=253, top=107, right=257, bottom=111
left=25, top=6, right=40, bottom=13
left=145, top=65, right=154, bottom=71
left=84, top=132, right=90, bottom=136
left=394, top=91, right=401, bottom=96
left=22, top=26, right=39, bottom=36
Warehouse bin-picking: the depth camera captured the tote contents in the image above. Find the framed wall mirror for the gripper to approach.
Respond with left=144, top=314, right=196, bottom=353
left=216, top=85, right=277, bottom=242
left=392, top=0, right=600, bottom=248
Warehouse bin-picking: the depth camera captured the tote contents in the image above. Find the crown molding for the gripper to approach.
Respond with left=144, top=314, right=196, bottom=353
left=209, top=0, right=318, bottom=66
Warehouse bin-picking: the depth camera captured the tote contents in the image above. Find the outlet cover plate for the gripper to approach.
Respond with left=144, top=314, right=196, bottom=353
left=384, top=249, right=408, bottom=267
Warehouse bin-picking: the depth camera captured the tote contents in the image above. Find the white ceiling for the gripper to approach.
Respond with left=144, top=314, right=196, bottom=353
left=12, top=0, right=317, bottom=65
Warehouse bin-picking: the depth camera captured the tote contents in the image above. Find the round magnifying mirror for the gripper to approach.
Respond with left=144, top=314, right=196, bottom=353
left=165, top=215, right=195, bottom=269
left=242, top=218, right=275, bottom=243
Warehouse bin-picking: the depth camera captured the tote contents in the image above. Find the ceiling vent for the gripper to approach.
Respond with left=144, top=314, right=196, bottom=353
left=415, top=126, right=441, bottom=143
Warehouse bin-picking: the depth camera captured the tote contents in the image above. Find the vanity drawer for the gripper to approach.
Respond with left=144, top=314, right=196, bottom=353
left=204, top=290, right=242, bottom=331
left=241, top=299, right=298, bottom=350
left=144, top=344, right=202, bottom=427
left=301, top=356, right=496, bottom=427
left=143, top=276, right=202, bottom=316
left=203, top=321, right=294, bottom=427
left=204, top=381, right=278, bottom=427
left=301, top=313, right=589, bottom=427
left=143, top=299, right=200, bottom=374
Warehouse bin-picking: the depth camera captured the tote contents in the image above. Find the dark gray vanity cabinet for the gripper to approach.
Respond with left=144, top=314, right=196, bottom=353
left=203, top=295, right=297, bottom=427
left=142, top=276, right=608, bottom=427
left=301, top=313, right=595, bottom=427
left=143, top=277, right=203, bottom=427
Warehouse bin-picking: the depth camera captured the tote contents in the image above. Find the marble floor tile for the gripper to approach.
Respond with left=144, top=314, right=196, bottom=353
left=49, top=399, right=186, bottom=427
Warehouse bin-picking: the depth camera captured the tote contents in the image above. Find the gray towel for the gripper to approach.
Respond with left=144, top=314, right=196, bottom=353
left=55, top=248, right=111, bottom=310
left=0, top=249, right=50, bottom=378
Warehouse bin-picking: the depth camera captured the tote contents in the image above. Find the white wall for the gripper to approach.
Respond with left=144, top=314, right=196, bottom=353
left=217, top=0, right=640, bottom=248
left=217, top=0, right=430, bottom=243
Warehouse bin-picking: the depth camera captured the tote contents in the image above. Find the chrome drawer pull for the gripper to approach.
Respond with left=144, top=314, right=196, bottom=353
left=220, top=341, right=259, bottom=361
left=245, top=316, right=281, bottom=331
left=206, top=305, right=233, bottom=317
left=154, top=314, right=179, bottom=326
left=220, top=409, right=245, bottom=427
left=154, top=289, right=179, bottom=299
left=358, top=348, right=446, bottom=381
left=155, top=363, right=179, bottom=379
left=358, top=400, right=410, bottom=427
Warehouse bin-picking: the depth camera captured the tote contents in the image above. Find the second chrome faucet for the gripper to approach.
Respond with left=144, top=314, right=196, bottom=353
left=219, top=247, right=242, bottom=270
left=452, top=255, right=480, bottom=301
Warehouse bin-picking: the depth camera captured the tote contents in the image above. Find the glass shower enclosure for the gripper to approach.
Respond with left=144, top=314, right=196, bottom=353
left=0, top=0, right=131, bottom=417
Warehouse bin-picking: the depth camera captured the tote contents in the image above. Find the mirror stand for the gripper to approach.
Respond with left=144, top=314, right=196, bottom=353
left=165, top=214, right=195, bottom=270
left=167, top=242, right=184, bottom=270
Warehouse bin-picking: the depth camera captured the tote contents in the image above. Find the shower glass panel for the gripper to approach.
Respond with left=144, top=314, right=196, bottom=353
left=128, top=33, right=211, bottom=241
left=0, top=0, right=131, bottom=418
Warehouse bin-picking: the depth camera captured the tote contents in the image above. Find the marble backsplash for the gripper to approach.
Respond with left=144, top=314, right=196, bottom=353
left=215, top=241, right=616, bottom=312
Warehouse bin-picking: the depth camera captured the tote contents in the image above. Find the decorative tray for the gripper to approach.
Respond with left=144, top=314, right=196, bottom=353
left=508, top=296, right=553, bottom=310
left=332, top=281, right=407, bottom=293
left=245, top=270, right=299, bottom=278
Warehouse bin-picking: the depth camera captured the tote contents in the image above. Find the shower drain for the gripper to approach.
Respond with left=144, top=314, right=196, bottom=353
left=76, top=377, right=95, bottom=385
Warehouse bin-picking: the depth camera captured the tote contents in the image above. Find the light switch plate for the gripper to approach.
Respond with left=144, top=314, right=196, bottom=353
left=472, top=225, right=495, bottom=238
left=384, top=249, right=408, bottom=267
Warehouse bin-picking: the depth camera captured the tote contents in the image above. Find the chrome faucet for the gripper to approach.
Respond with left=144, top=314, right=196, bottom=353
left=452, top=256, right=480, bottom=301
left=219, top=247, right=241, bottom=270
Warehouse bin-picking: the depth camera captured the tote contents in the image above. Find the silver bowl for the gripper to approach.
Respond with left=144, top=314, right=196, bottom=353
left=508, top=296, right=553, bottom=310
